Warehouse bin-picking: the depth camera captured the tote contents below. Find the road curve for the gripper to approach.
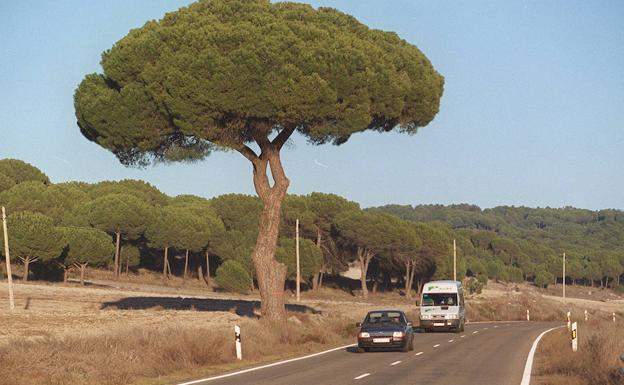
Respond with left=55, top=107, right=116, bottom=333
left=180, top=321, right=560, bottom=385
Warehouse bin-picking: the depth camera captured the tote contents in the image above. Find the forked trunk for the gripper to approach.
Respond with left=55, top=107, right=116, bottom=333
left=21, top=256, right=31, bottom=282
left=357, top=248, right=373, bottom=299
left=251, top=146, right=290, bottom=320
left=77, top=263, right=88, bottom=285
left=238, top=125, right=295, bottom=321
left=114, top=231, right=121, bottom=280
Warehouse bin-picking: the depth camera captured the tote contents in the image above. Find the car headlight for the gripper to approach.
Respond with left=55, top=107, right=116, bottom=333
left=392, top=331, right=405, bottom=338
left=446, top=314, right=458, bottom=320
left=359, top=332, right=370, bottom=338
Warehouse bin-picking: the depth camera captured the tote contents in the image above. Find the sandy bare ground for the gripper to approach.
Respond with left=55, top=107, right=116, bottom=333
left=1, top=278, right=621, bottom=346
left=0, top=279, right=417, bottom=346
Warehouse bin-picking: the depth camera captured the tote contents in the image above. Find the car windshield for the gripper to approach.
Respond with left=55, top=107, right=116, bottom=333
left=422, top=293, right=458, bottom=306
left=365, top=311, right=404, bottom=325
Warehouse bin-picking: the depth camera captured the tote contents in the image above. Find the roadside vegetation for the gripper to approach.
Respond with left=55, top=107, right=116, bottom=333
left=534, top=320, right=624, bottom=385
left=0, top=312, right=354, bottom=385
left=1, top=158, right=623, bottom=300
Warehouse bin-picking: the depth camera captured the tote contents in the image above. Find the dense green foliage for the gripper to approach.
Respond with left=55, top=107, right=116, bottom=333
left=215, top=259, right=251, bottom=294
left=74, top=0, right=443, bottom=164
left=373, top=204, right=624, bottom=288
left=1, top=159, right=622, bottom=293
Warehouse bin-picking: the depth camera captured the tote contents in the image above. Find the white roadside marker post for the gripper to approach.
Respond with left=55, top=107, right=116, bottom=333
left=234, top=325, right=242, bottom=360
left=613, top=313, right=616, bottom=324
left=584, top=310, right=588, bottom=322
left=567, top=311, right=571, bottom=330
left=571, top=322, right=577, bottom=352
left=527, top=309, right=530, bottom=321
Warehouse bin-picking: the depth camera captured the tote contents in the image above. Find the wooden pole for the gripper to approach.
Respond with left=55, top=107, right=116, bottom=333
left=296, top=218, right=300, bottom=302
left=2, top=207, right=15, bottom=311
left=453, top=239, right=457, bottom=281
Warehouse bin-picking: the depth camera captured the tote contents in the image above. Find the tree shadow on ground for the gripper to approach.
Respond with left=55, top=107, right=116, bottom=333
left=100, top=296, right=321, bottom=318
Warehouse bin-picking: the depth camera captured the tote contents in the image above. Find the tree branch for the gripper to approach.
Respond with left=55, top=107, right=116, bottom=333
left=271, top=125, right=296, bottom=150
left=236, top=144, right=260, bottom=164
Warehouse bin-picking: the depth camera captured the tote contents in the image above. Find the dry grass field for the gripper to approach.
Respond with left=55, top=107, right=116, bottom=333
left=0, top=274, right=622, bottom=385
left=533, top=320, right=624, bottom=385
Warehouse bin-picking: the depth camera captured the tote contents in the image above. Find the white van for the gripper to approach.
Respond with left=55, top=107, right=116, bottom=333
left=419, top=280, right=465, bottom=333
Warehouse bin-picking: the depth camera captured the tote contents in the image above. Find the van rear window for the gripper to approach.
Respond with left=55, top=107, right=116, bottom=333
left=422, top=293, right=458, bottom=306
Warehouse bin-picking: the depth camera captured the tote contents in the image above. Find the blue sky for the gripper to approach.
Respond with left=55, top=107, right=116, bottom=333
left=0, top=0, right=622, bottom=210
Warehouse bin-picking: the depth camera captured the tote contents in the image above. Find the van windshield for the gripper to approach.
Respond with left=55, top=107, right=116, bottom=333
left=422, top=293, right=458, bottom=306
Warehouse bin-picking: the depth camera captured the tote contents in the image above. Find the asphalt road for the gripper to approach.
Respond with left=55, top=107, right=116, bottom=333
left=181, top=321, right=560, bottom=385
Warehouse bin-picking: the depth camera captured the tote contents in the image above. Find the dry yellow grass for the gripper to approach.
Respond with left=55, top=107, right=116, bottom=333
left=0, top=314, right=354, bottom=385
left=533, top=320, right=624, bottom=385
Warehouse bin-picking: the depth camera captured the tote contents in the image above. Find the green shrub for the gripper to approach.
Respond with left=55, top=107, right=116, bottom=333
left=535, top=270, right=554, bottom=288
left=215, top=260, right=251, bottom=294
left=477, top=274, right=488, bottom=285
left=466, top=277, right=483, bottom=294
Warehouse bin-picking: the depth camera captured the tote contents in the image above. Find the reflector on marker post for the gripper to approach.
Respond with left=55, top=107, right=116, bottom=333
left=571, top=322, right=577, bottom=352
left=234, top=325, right=242, bottom=360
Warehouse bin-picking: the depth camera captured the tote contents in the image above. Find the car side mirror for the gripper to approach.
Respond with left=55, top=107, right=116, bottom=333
left=356, top=322, right=362, bottom=327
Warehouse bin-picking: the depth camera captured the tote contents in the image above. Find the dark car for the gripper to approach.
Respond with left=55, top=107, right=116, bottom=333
left=356, top=310, right=414, bottom=352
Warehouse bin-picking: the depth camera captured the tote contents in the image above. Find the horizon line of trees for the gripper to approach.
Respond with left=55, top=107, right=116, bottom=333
left=1, top=159, right=623, bottom=296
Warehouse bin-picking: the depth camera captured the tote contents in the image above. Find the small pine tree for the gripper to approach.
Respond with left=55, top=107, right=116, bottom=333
left=215, top=260, right=251, bottom=294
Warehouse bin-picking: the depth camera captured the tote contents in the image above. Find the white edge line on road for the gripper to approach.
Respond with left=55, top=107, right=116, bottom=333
left=520, top=325, right=564, bottom=385
left=448, top=339, right=454, bottom=343
left=354, top=373, right=370, bottom=380
left=415, top=351, right=424, bottom=356
left=177, top=343, right=357, bottom=385
left=433, top=344, right=440, bottom=347
left=390, top=360, right=402, bottom=366
left=468, top=320, right=528, bottom=324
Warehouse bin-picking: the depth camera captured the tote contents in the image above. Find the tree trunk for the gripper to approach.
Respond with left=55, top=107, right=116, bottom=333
left=248, top=145, right=291, bottom=321
left=21, top=256, right=31, bottom=282
left=357, top=248, right=373, bottom=298
left=205, top=251, right=212, bottom=287
left=114, top=231, right=121, bottom=280
left=313, top=227, right=323, bottom=291
left=125, top=256, right=129, bottom=276
left=183, top=249, right=189, bottom=281
left=79, top=263, right=88, bottom=285
left=163, top=246, right=169, bottom=279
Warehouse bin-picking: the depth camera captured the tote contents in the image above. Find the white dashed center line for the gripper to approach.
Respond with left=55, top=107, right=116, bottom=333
left=460, top=335, right=466, bottom=338
left=483, top=327, right=488, bottom=330
left=390, top=360, right=402, bottom=366
left=448, top=339, right=454, bottom=343
left=494, top=325, right=499, bottom=328
left=473, top=331, right=479, bottom=334
left=415, top=351, right=424, bottom=356
left=355, top=373, right=370, bottom=380
left=433, top=344, right=440, bottom=348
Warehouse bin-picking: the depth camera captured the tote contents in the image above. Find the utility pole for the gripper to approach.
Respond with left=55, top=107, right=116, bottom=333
left=296, top=218, right=300, bottom=302
left=2, top=207, right=15, bottom=311
left=563, top=252, right=566, bottom=300
left=453, top=239, right=457, bottom=281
